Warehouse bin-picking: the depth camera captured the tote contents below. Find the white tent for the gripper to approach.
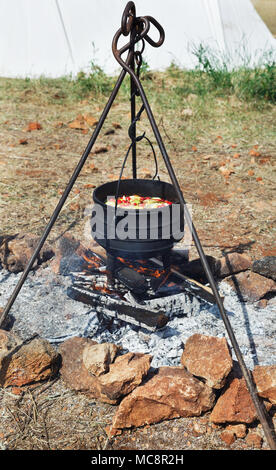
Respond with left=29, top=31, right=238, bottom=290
left=0, top=0, right=275, bottom=78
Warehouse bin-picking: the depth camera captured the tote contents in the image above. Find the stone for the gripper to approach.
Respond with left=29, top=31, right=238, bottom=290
left=217, top=252, right=252, bottom=278
left=226, top=424, right=247, bottom=439
left=57, top=233, right=81, bottom=256
left=59, top=337, right=99, bottom=397
left=0, top=337, right=60, bottom=387
left=255, top=299, right=268, bottom=309
left=225, top=271, right=276, bottom=302
left=210, top=377, right=257, bottom=424
left=181, top=334, right=233, bottom=389
left=96, top=352, right=152, bottom=403
left=112, top=366, right=215, bottom=430
left=252, top=256, right=276, bottom=281
left=253, top=365, right=276, bottom=404
left=82, top=342, right=119, bottom=377
left=50, top=234, right=106, bottom=275
left=59, top=337, right=152, bottom=404
left=50, top=233, right=85, bottom=275
left=0, top=233, right=54, bottom=273
left=192, top=421, right=207, bottom=436
left=0, top=329, right=22, bottom=369
left=245, top=431, right=263, bottom=449
left=220, top=429, right=236, bottom=446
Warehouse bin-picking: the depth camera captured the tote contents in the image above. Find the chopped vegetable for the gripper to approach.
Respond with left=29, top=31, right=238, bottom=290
left=106, top=195, right=172, bottom=209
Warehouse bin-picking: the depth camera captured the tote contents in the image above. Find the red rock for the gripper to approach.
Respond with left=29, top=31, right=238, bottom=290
left=181, top=334, right=233, bottom=389
left=253, top=365, right=276, bottom=404
left=220, top=429, right=236, bottom=446
left=225, top=270, right=276, bottom=302
left=256, top=299, right=268, bottom=309
left=0, top=329, right=22, bottom=368
left=226, top=424, right=247, bottom=439
left=210, top=377, right=258, bottom=424
left=59, top=337, right=99, bottom=397
left=0, top=233, right=54, bottom=273
left=245, top=431, right=263, bottom=449
left=11, top=387, right=24, bottom=396
left=50, top=255, right=62, bottom=274
left=50, top=234, right=102, bottom=274
left=217, top=252, right=252, bottom=278
left=112, top=366, right=215, bottom=430
left=0, top=337, right=60, bottom=387
left=96, top=352, right=152, bottom=403
left=55, top=233, right=81, bottom=257
left=82, top=342, right=120, bottom=376
left=59, top=337, right=152, bottom=404
left=50, top=233, right=86, bottom=274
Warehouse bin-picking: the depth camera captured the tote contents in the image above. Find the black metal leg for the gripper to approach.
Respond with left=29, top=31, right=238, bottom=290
left=130, top=46, right=137, bottom=178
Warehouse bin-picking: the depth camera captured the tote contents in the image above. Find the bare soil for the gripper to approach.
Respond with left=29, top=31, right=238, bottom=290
left=0, top=80, right=275, bottom=262
left=0, top=378, right=275, bottom=451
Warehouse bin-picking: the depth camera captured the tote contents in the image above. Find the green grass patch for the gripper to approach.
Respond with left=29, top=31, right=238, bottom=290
left=1, top=44, right=275, bottom=108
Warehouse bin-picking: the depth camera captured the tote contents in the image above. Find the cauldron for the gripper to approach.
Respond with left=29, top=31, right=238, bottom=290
left=91, top=179, right=184, bottom=259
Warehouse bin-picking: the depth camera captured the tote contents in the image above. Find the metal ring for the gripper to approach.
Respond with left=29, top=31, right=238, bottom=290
left=144, top=16, right=165, bottom=48
left=121, top=1, right=136, bottom=36
left=135, top=38, right=145, bottom=56
left=112, top=17, right=150, bottom=59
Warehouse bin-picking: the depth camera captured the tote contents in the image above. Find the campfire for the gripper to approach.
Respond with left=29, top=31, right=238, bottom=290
left=67, top=246, right=216, bottom=332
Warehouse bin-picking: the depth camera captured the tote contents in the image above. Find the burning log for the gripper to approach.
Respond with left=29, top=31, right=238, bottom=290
left=67, top=248, right=221, bottom=332
left=150, top=257, right=219, bottom=305
left=67, top=284, right=168, bottom=332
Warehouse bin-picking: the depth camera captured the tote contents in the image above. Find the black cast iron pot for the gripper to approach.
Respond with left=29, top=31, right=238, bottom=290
left=91, top=179, right=184, bottom=259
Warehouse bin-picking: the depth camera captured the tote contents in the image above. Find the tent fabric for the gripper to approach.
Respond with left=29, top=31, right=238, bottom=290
left=0, top=0, right=275, bottom=78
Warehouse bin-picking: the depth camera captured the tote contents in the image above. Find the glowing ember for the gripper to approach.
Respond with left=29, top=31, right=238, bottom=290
left=117, top=257, right=165, bottom=278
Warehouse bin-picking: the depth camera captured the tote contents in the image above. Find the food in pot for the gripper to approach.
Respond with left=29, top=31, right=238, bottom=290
left=106, top=194, right=172, bottom=209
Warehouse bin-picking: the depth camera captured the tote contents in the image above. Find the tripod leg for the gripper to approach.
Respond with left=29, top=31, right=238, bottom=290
left=0, top=68, right=127, bottom=327
left=130, top=45, right=137, bottom=178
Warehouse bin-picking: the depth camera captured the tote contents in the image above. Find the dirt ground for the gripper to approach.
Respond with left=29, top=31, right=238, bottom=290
left=0, top=76, right=275, bottom=451
left=1, top=77, right=275, bottom=262
left=0, top=377, right=275, bottom=451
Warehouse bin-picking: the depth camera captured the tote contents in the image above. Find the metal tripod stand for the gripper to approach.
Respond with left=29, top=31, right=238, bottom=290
left=1, top=1, right=275, bottom=450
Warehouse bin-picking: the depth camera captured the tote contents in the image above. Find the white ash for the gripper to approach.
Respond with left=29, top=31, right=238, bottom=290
left=0, top=265, right=275, bottom=370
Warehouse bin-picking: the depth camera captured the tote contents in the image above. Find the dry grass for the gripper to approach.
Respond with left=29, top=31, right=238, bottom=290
left=0, top=379, right=115, bottom=450
left=0, top=377, right=274, bottom=450
left=0, top=73, right=275, bottom=260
